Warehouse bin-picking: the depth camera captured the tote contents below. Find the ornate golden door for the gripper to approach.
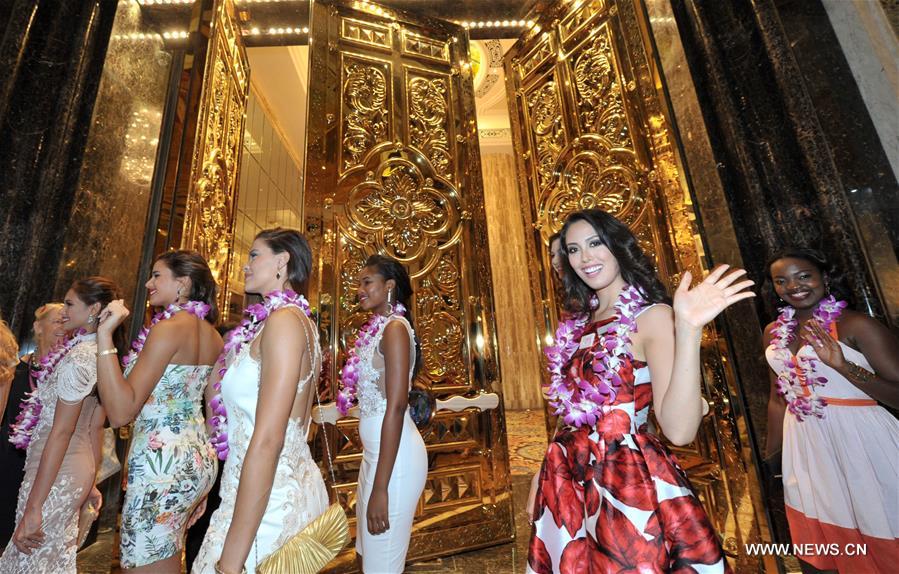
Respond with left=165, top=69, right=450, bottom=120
left=505, top=1, right=773, bottom=571
left=154, top=0, right=249, bottom=307
left=304, top=0, right=514, bottom=570
left=181, top=0, right=248, bottom=306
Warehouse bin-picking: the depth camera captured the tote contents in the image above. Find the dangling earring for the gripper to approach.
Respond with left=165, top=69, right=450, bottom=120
left=176, top=286, right=182, bottom=301
left=387, top=288, right=395, bottom=315
left=276, top=270, right=282, bottom=280
left=87, top=314, right=95, bottom=325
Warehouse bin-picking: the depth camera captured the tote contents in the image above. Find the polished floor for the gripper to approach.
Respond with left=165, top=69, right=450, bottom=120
left=76, top=409, right=549, bottom=574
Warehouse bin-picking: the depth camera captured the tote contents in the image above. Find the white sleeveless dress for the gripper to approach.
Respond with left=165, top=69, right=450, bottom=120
left=192, top=311, right=329, bottom=573
left=355, top=315, right=428, bottom=573
left=766, top=337, right=899, bottom=572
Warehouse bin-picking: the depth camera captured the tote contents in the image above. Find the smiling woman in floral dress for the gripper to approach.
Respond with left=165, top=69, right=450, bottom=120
left=95, top=250, right=222, bottom=573
left=526, top=209, right=754, bottom=573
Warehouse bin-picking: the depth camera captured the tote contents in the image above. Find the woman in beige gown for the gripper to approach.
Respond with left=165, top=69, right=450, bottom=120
left=0, top=277, right=124, bottom=573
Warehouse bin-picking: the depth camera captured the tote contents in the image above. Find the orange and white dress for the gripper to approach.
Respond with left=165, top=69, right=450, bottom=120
left=766, top=335, right=899, bottom=572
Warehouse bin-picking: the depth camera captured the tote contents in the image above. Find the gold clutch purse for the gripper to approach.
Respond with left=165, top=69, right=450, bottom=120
left=257, top=317, right=350, bottom=573
left=257, top=502, right=349, bottom=574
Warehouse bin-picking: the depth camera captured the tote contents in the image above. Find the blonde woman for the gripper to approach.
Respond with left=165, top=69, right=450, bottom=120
left=0, top=318, right=20, bottom=426
left=1, top=305, right=65, bottom=548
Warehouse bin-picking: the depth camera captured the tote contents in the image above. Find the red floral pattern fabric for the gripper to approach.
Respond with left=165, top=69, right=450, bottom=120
left=528, top=318, right=731, bottom=573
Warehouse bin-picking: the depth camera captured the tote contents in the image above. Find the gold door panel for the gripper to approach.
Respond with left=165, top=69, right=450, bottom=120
left=305, top=1, right=513, bottom=570
left=505, top=1, right=770, bottom=571
left=181, top=0, right=249, bottom=308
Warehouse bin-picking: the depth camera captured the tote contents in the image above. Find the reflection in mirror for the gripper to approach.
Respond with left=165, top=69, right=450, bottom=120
left=227, top=44, right=310, bottom=321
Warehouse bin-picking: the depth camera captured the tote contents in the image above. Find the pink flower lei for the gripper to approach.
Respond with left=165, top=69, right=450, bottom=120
left=122, top=300, right=211, bottom=368
left=769, top=294, right=847, bottom=421
left=544, top=285, right=645, bottom=427
left=336, top=302, right=406, bottom=416
left=208, top=290, right=311, bottom=460
left=9, top=329, right=91, bottom=449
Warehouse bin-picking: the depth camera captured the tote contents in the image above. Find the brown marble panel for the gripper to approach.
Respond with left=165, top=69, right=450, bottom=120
left=481, top=152, right=544, bottom=410
left=52, top=1, right=172, bottom=308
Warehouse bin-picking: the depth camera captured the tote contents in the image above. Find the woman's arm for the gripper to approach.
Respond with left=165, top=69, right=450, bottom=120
left=367, top=321, right=411, bottom=535
left=13, top=399, right=82, bottom=553
left=643, top=267, right=755, bottom=446
left=96, top=320, right=180, bottom=427
left=216, top=309, right=306, bottom=573
left=803, top=312, right=899, bottom=408
left=762, top=324, right=786, bottom=458
left=640, top=306, right=704, bottom=446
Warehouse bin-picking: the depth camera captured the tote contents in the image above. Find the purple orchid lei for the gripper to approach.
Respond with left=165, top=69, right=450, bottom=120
left=544, top=285, right=645, bottom=428
left=122, top=300, right=211, bottom=368
left=769, top=294, right=847, bottom=421
left=208, top=290, right=311, bottom=460
left=336, top=302, right=406, bottom=416
left=9, top=328, right=90, bottom=449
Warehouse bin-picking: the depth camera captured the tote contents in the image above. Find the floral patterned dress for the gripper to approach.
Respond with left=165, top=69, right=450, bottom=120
left=528, top=317, right=731, bottom=573
left=120, top=364, right=217, bottom=568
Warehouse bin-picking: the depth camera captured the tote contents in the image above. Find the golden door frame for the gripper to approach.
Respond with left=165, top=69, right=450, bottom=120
left=304, top=1, right=514, bottom=570
left=504, top=0, right=774, bottom=571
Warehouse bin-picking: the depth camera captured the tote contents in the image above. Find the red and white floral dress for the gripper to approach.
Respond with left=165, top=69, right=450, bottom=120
left=528, top=316, right=731, bottom=573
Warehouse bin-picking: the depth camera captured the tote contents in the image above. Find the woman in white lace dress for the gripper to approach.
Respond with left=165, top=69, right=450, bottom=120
left=347, top=255, right=427, bottom=573
left=193, top=228, right=328, bottom=574
left=0, top=277, right=124, bottom=573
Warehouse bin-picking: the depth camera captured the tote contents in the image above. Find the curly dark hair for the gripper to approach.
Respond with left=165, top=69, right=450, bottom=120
left=559, top=209, right=670, bottom=315
left=764, top=247, right=851, bottom=310
left=364, top=254, right=423, bottom=379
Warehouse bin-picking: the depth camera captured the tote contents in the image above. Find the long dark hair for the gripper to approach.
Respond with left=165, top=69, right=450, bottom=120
left=364, top=254, right=423, bottom=379
left=71, top=276, right=127, bottom=358
left=764, top=247, right=851, bottom=310
left=156, top=250, right=219, bottom=324
left=255, top=227, right=312, bottom=295
left=559, top=209, right=670, bottom=314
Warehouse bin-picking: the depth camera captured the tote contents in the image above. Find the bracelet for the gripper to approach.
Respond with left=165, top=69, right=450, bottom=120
left=214, top=560, right=246, bottom=574
left=846, top=361, right=874, bottom=383
left=97, top=349, right=118, bottom=357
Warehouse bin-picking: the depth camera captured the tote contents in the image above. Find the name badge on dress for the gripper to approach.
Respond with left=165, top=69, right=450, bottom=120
left=579, top=333, right=595, bottom=349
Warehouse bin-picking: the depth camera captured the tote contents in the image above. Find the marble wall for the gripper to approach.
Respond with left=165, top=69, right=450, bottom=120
left=0, top=0, right=118, bottom=340
left=816, top=0, right=899, bottom=322
left=481, top=152, right=544, bottom=411
left=52, top=1, right=172, bottom=312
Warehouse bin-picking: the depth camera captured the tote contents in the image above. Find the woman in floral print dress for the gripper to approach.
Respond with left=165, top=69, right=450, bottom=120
left=95, top=251, right=222, bottom=573
left=526, top=210, right=754, bottom=573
